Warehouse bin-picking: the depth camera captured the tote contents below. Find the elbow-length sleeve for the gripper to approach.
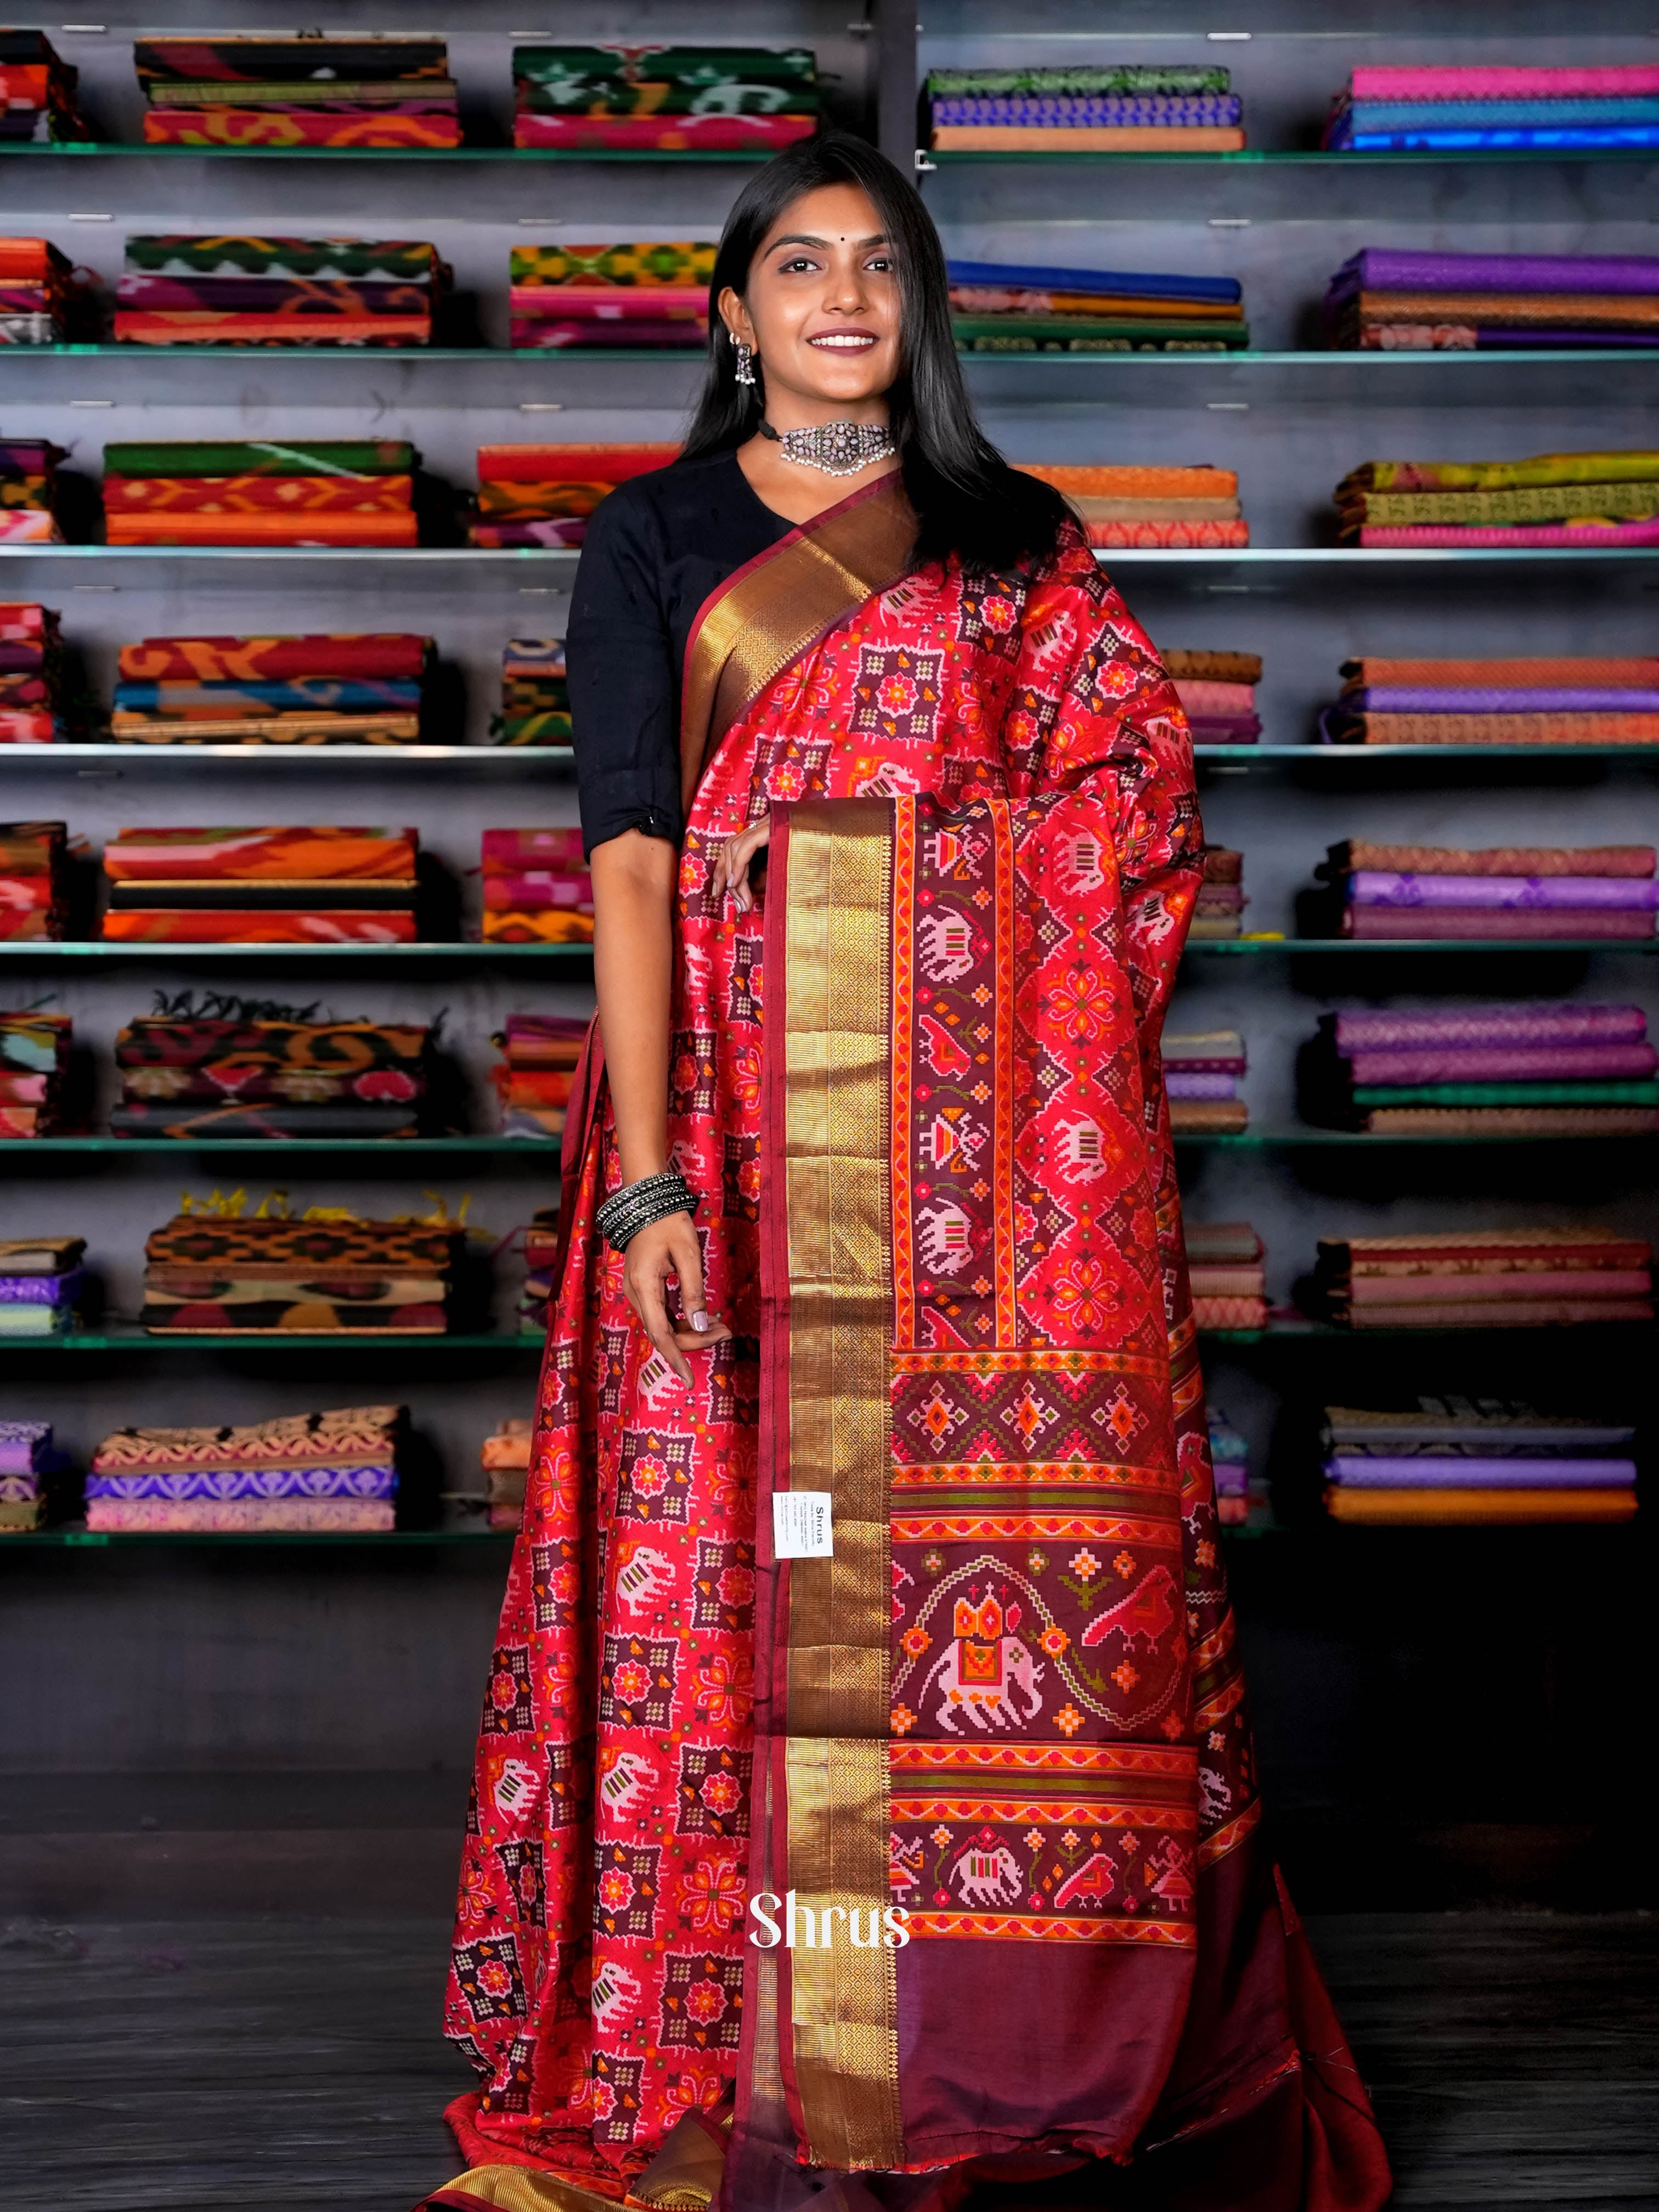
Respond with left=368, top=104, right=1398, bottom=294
left=566, top=483, right=684, bottom=857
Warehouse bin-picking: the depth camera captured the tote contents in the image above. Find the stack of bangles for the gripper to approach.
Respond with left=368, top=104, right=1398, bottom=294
left=594, top=1170, right=699, bottom=1253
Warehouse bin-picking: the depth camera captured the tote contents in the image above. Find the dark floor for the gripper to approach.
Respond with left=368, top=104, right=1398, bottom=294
left=1, top=1913, right=1655, bottom=2211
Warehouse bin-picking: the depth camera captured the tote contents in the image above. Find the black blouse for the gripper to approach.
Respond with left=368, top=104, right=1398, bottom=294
left=567, top=449, right=791, bottom=857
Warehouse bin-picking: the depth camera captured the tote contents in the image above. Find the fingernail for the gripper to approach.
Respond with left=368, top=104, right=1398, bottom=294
left=691, top=1310, right=709, bottom=1332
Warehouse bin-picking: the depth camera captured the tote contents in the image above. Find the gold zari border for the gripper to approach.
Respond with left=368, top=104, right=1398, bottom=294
left=781, top=798, right=904, bottom=2170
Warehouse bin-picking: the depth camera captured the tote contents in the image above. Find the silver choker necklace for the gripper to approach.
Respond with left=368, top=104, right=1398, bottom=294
left=759, top=418, right=896, bottom=477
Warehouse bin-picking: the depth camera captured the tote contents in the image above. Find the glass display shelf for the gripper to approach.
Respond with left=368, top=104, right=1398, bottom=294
left=0, top=941, right=591, bottom=966
left=13, top=1526, right=516, bottom=1549
left=0, top=743, right=572, bottom=773
left=0, top=1329, right=544, bottom=1352
left=0, top=1137, right=564, bottom=1158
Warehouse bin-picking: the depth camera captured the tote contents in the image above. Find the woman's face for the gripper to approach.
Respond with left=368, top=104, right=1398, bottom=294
left=719, top=182, right=901, bottom=414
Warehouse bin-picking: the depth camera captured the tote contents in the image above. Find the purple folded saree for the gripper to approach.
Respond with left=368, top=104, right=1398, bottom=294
left=84, top=1464, right=396, bottom=1499
left=1345, top=907, right=1655, bottom=940
left=1186, top=713, right=1262, bottom=743
left=1345, top=1042, right=1659, bottom=1085
left=1330, top=249, right=1659, bottom=296
left=1351, top=871, right=1659, bottom=909
left=1334, top=1004, right=1647, bottom=1052
left=1325, top=1454, right=1636, bottom=1487
left=1165, top=1071, right=1238, bottom=1101
left=1346, top=687, right=1659, bottom=714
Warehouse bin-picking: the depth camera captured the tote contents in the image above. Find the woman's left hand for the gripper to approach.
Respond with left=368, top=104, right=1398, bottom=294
left=710, top=818, right=771, bottom=914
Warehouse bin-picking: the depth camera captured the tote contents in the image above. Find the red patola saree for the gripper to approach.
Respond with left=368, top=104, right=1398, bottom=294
left=428, top=477, right=1389, bottom=2212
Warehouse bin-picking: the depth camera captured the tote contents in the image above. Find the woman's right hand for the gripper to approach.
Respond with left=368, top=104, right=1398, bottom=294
left=622, top=1206, right=732, bottom=1386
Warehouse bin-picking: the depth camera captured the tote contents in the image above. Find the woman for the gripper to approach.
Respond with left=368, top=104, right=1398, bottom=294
left=425, top=135, right=1389, bottom=2212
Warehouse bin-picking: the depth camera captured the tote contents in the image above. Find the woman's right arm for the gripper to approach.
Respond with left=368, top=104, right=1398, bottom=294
left=591, top=830, right=731, bottom=1386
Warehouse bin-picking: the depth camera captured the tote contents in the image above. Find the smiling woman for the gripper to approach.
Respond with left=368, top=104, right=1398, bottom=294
left=422, top=132, right=1391, bottom=2212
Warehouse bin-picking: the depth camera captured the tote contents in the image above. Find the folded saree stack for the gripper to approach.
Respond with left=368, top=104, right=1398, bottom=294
left=0, top=29, right=88, bottom=143
left=0, top=437, right=66, bottom=544
left=1334, top=449, right=1659, bottom=549
left=0, top=1008, right=70, bottom=1131
left=111, top=631, right=433, bottom=744
left=86, top=1402, right=408, bottom=1531
left=112, top=1003, right=433, bottom=1139
left=1318, top=840, right=1659, bottom=940
left=1209, top=1408, right=1269, bottom=1527
left=509, top=241, right=712, bottom=352
left=1324, top=63, right=1659, bottom=153
left=1324, top=247, right=1659, bottom=353
left=481, top=829, right=591, bottom=945
left=1304, top=1002, right=1659, bottom=1135
left=928, top=63, right=1245, bottom=152
left=1165, top=1028, right=1248, bottom=1131
left=1321, top=1399, right=1640, bottom=1525
left=519, top=1205, right=560, bottom=1331
left=511, top=46, right=817, bottom=153
left=142, top=1208, right=460, bottom=1335
left=103, top=438, right=420, bottom=549
left=1, top=239, right=77, bottom=345
left=1191, top=847, right=1247, bottom=938
left=481, top=1419, right=532, bottom=1532
left=1163, top=648, right=1262, bottom=742
left=493, top=1012, right=587, bottom=1137
left=946, top=257, right=1247, bottom=353
left=116, top=235, right=447, bottom=349
left=1320, top=652, right=1659, bottom=746
left=0, top=1419, right=67, bottom=1530
left=101, top=825, right=420, bottom=945
left=0, top=1237, right=83, bottom=1340
left=1187, top=1218, right=1267, bottom=1329
left=1, top=608, right=66, bottom=741
left=470, top=443, right=678, bottom=549
left=493, top=637, right=568, bottom=746
left=1019, top=464, right=1247, bottom=548
left=135, top=36, right=459, bottom=150
left=1314, top=1226, right=1654, bottom=1331
left=0, top=821, right=69, bottom=941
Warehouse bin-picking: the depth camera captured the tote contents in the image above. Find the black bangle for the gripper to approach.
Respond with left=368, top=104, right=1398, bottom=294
left=594, top=1170, right=698, bottom=1254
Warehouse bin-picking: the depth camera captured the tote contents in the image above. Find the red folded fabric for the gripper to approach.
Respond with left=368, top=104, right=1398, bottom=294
left=105, top=514, right=419, bottom=546
left=511, top=112, right=812, bottom=151
left=481, top=827, right=586, bottom=866
left=101, top=911, right=418, bottom=943
left=476, top=444, right=678, bottom=486
left=482, top=872, right=591, bottom=910
left=104, top=475, right=413, bottom=515
left=119, top=635, right=430, bottom=682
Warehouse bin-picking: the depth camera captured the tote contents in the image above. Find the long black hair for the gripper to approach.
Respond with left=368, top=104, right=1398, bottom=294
left=681, top=133, right=1069, bottom=574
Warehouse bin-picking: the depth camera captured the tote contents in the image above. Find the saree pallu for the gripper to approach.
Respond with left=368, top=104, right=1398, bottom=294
left=512, top=113, right=811, bottom=151
left=104, top=476, right=414, bottom=514
left=142, top=108, right=461, bottom=148
left=433, top=483, right=1387, bottom=2211
left=104, top=514, right=419, bottom=548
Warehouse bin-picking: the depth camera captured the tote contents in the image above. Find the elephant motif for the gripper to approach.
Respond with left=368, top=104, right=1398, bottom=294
left=951, top=1839, right=1023, bottom=1908
left=923, top=1604, right=1045, bottom=1735
left=614, top=1543, right=675, bottom=1616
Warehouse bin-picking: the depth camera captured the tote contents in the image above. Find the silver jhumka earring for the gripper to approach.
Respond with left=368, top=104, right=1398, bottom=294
left=734, top=341, right=756, bottom=386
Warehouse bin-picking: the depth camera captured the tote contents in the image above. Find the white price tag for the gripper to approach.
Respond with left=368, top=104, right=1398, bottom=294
left=772, top=1491, right=833, bottom=1559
